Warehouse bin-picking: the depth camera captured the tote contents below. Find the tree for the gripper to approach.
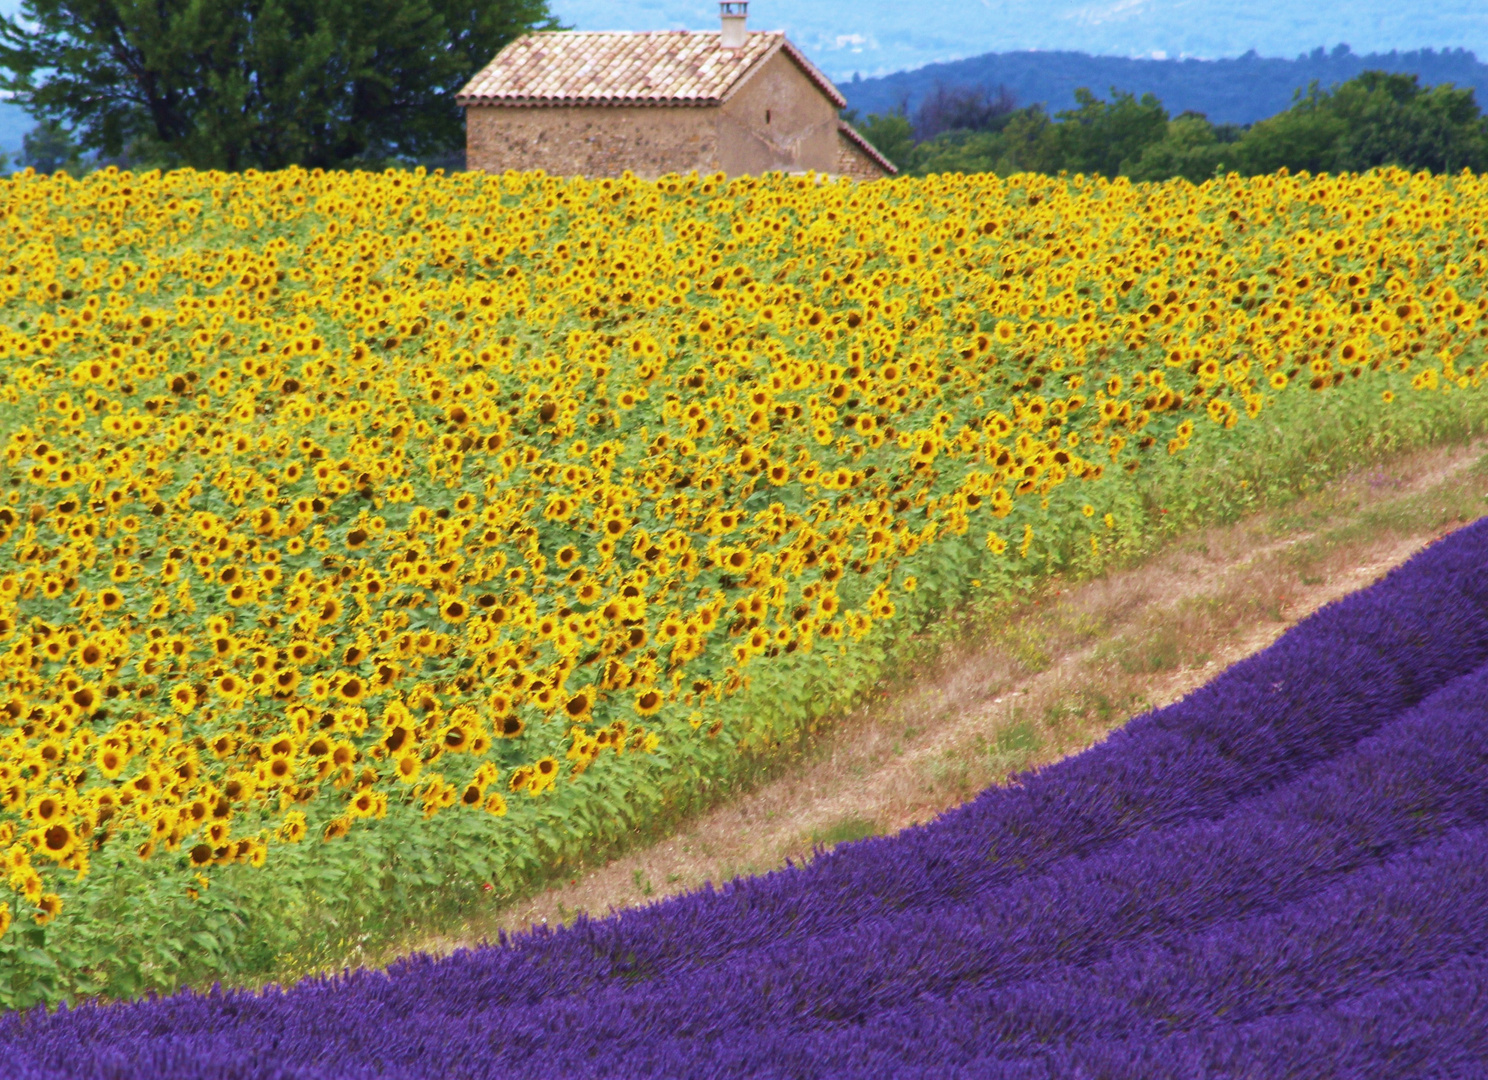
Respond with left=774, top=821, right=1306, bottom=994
left=0, top=0, right=559, bottom=171
left=1323, top=71, right=1488, bottom=173
left=1234, top=82, right=1350, bottom=175
left=20, top=120, right=83, bottom=174
left=1126, top=111, right=1242, bottom=184
left=1051, top=87, right=1168, bottom=178
left=898, top=103, right=1059, bottom=178
left=911, top=83, right=1017, bottom=140
left=844, top=108, right=915, bottom=173
left=1237, top=71, right=1488, bottom=176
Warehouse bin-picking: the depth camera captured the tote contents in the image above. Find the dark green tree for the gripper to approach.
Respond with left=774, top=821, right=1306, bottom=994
left=997, top=106, right=1062, bottom=174
left=1050, top=87, right=1169, bottom=178
left=843, top=108, right=915, bottom=172
left=1126, top=111, right=1243, bottom=184
left=903, top=105, right=1060, bottom=178
left=21, top=119, right=84, bottom=174
left=1233, top=83, right=1351, bottom=175
left=1238, top=71, right=1488, bottom=176
left=0, top=0, right=559, bottom=171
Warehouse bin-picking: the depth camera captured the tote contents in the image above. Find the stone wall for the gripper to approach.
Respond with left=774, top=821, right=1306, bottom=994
left=465, top=104, right=718, bottom=179
left=716, top=49, right=841, bottom=176
left=835, top=130, right=893, bottom=181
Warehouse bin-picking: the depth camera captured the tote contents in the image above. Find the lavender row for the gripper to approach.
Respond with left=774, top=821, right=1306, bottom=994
left=468, top=515, right=1488, bottom=992
left=4, top=520, right=1488, bottom=1077
left=614, top=819, right=1488, bottom=1077
left=517, top=655, right=1488, bottom=1069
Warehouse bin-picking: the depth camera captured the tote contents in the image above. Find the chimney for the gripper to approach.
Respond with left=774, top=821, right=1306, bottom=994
left=719, top=1, right=747, bottom=49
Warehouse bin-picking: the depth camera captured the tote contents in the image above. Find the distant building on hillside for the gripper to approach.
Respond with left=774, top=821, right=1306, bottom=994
left=456, top=2, right=895, bottom=180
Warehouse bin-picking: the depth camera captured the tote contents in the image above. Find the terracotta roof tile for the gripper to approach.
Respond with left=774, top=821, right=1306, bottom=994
left=456, top=30, right=846, bottom=109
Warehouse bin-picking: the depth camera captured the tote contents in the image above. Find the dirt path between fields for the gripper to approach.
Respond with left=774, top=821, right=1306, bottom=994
left=418, top=439, right=1488, bottom=953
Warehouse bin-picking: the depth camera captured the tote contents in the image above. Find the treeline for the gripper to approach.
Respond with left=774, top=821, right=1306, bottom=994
left=843, top=45, right=1488, bottom=128
left=848, top=71, right=1488, bottom=180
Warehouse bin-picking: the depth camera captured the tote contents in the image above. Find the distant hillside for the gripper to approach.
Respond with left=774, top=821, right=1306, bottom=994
left=842, top=45, right=1488, bottom=127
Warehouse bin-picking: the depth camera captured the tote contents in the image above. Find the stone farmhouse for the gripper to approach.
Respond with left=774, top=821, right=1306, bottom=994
left=456, top=1, right=895, bottom=181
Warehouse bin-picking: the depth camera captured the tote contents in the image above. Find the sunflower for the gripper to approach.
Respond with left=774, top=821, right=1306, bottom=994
left=530, top=756, right=559, bottom=795
left=95, top=745, right=126, bottom=779
left=394, top=752, right=421, bottom=783
left=279, top=812, right=307, bottom=843
left=33, top=893, right=61, bottom=926
left=37, top=822, right=76, bottom=861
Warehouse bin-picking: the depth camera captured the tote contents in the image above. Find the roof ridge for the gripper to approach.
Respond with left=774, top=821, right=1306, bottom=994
left=455, top=28, right=844, bottom=110
left=522, top=28, right=787, bottom=34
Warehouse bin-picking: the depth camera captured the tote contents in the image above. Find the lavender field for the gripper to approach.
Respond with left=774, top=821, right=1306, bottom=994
left=6, top=519, right=1488, bottom=1078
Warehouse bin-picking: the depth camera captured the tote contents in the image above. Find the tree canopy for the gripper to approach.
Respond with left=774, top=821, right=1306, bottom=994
left=0, top=0, right=558, bottom=171
left=854, top=70, right=1488, bottom=181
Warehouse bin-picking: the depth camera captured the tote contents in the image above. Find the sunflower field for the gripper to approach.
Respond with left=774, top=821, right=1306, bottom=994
left=0, top=162, right=1485, bottom=1006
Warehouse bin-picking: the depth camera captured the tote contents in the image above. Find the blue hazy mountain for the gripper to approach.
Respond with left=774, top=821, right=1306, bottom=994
left=842, top=45, right=1488, bottom=127
left=549, top=1, right=1488, bottom=82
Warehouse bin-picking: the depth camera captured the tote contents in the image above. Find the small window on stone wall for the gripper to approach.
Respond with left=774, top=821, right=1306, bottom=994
left=765, top=109, right=771, bottom=124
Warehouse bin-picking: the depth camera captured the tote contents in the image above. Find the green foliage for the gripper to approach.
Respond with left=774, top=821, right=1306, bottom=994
left=894, top=108, right=1046, bottom=178
left=846, top=109, right=915, bottom=172
left=1049, top=88, right=1170, bottom=179
left=1242, top=71, right=1488, bottom=175
left=898, top=88, right=1170, bottom=180
left=0, top=0, right=560, bottom=171
left=899, top=71, right=1488, bottom=181
left=19, top=121, right=83, bottom=176
left=1126, top=113, right=1245, bottom=184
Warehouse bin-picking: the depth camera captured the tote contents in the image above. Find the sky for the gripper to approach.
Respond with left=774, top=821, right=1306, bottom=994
left=548, top=1, right=1488, bottom=81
